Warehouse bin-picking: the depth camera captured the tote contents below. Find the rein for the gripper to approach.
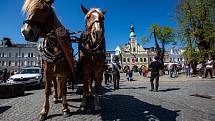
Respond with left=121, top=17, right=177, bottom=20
left=79, top=31, right=105, bottom=56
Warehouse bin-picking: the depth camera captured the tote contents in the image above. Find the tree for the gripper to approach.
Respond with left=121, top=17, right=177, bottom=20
left=175, top=0, right=215, bottom=59
left=157, top=26, right=175, bottom=65
left=142, top=24, right=175, bottom=66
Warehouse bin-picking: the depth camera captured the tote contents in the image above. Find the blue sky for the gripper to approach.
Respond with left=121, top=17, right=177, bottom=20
left=0, top=0, right=177, bottom=51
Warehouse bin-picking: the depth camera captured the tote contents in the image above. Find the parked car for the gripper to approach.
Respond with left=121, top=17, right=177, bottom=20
left=7, top=67, right=43, bottom=88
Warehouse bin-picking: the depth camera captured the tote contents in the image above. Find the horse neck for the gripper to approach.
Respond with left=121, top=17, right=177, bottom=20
left=52, top=13, right=63, bottom=30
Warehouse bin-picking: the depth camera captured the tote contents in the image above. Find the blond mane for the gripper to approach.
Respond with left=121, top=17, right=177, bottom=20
left=22, top=0, right=45, bottom=15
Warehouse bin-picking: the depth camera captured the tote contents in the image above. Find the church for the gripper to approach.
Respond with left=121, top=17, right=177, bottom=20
left=115, top=25, right=157, bottom=71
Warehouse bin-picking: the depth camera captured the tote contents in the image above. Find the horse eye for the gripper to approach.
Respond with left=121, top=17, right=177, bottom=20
left=87, top=14, right=90, bottom=19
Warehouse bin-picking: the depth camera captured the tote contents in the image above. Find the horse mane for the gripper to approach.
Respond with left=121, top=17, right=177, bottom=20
left=22, top=0, right=48, bottom=15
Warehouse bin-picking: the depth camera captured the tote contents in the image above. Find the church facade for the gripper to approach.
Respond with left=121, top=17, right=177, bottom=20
left=115, top=25, right=156, bottom=71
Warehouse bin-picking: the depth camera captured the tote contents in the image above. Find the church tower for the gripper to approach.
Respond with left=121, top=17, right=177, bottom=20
left=129, top=25, right=137, bottom=54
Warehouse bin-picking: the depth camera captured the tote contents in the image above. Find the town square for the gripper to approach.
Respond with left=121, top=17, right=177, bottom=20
left=0, top=0, right=215, bottom=121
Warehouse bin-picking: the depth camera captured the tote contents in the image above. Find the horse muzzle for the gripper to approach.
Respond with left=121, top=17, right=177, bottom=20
left=92, top=30, right=104, bottom=41
left=21, top=24, right=39, bottom=42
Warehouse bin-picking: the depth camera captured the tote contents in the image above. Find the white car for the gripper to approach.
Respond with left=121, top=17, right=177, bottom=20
left=7, top=67, right=43, bottom=87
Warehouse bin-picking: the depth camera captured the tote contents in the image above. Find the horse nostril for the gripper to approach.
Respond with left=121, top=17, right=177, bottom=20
left=29, top=29, right=34, bottom=36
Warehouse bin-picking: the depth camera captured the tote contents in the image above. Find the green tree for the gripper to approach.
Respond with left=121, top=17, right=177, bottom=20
left=157, top=26, right=175, bottom=65
left=175, top=0, right=215, bottom=59
left=142, top=24, right=175, bottom=66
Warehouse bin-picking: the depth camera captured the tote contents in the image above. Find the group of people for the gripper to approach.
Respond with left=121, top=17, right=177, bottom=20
left=0, top=68, right=15, bottom=83
left=183, top=56, right=214, bottom=78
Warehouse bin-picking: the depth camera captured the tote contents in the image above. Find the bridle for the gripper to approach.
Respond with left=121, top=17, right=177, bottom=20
left=79, top=10, right=105, bottom=56
left=23, top=3, right=55, bottom=38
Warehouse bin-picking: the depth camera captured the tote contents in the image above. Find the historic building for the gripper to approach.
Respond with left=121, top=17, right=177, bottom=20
left=113, top=25, right=177, bottom=70
left=115, top=25, right=151, bottom=70
left=0, top=38, right=41, bottom=72
left=166, top=47, right=186, bottom=64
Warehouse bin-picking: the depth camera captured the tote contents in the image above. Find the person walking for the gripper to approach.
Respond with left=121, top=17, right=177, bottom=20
left=204, top=56, right=213, bottom=78
left=148, top=56, right=163, bottom=92
left=112, top=56, right=121, bottom=90
left=2, top=68, right=8, bottom=83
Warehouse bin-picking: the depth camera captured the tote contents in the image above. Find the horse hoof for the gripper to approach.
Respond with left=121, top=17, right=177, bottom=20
left=63, top=110, right=70, bottom=118
left=39, top=114, right=47, bottom=121
left=79, top=105, right=86, bottom=111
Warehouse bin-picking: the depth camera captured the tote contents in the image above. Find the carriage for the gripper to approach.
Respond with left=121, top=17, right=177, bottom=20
left=21, top=0, right=106, bottom=120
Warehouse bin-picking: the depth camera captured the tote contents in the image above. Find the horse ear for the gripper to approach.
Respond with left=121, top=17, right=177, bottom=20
left=45, top=0, right=54, bottom=4
left=81, top=4, right=89, bottom=15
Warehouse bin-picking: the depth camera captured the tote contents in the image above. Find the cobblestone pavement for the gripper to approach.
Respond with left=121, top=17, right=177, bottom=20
left=0, top=73, right=215, bottom=121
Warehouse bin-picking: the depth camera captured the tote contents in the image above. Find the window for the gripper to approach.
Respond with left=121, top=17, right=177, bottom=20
left=15, top=53, right=18, bottom=57
left=8, top=61, right=11, bottom=66
left=136, top=58, right=138, bottom=62
left=127, top=58, right=130, bottom=62
left=133, top=47, right=136, bottom=52
left=140, top=58, right=143, bottom=62
left=144, top=58, right=147, bottom=62
left=123, top=58, right=126, bottom=62
left=31, top=61, right=33, bottom=66
left=150, top=57, right=152, bottom=61
left=31, top=53, right=33, bottom=57
left=22, top=53, right=24, bottom=57
left=15, top=61, right=17, bottom=66
left=8, top=52, right=11, bottom=57
left=2, top=53, right=4, bottom=57
left=0, top=53, right=1, bottom=57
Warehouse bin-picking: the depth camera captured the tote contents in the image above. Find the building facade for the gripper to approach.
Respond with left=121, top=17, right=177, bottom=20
left=112, top=25, right=184, bottom=70
left=0, top=38, right=41, bottom=72
left=115, top=25, right=154, bottom=70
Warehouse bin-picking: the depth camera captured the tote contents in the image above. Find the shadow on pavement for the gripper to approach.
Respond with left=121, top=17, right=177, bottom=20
left=159, top=88, right=180, bottom=92
left=120, top=86, right=147, bottom=90
left=101, top=94, right=180, bottom=121
left=0, top=106, right=11, bottom=114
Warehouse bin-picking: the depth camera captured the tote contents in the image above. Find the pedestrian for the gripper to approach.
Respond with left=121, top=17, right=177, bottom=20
left=126, top=67, right=130, bottom=81
left=138, top=68, right=142, bottom=76
left=169, top=64, right=174, bottom=78
left=204, top=56, right=213, bottom=78
left=2, top=68, right=8, bottom=83
left=197, top=62, right=204, bottom=78
left=128, top=68, right=133, bottom=81
left=112, top=56, right=121, bottom=90
left=148, top=56, right=163, bottom=92
left=108, top=67, right=112, bottom=83
left=104, top=63, right=109, bottom=85
left=185, top=62, right=191, bottom=77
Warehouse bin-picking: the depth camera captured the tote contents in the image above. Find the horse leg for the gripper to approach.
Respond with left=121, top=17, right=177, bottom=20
left=39, top=75, right=52, bottom=120
left=94, top=75, right=102, bottom=111
left=56, top=76, right=70, bottom=117
left=80, top=77, right=90, bottom=111
left=52, top=79, right=61, bottom=103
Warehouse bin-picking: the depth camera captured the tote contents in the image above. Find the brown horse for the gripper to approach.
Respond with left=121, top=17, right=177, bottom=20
left=21, top=0, right=73, bottom=120
left=79, top=5, right=106, bottom=111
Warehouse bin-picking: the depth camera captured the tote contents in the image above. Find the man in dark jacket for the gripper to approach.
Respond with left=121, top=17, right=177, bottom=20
left=149, top=56, right=163, bottom=92
left=2, top=68, right=8, bottom=83
left=112, top=56, right=121, bottom=90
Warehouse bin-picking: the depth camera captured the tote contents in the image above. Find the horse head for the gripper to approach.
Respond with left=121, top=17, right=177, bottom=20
left=21, top=0, right=56, bottom=42
left=81, top=4, right=105, bottom=43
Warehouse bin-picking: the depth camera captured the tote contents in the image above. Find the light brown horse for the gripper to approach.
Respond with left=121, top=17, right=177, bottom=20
left=79, top=5, right=106, bottom=111
left=21, top=0, right=73, bottom=120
